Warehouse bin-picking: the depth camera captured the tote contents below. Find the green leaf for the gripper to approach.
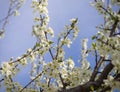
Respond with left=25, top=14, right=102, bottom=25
left=92, top=35, right=97, bottom=40
left=48, top=41, right=53, bottom=45
left=90, top=86, right=94, bottom=91
left=92, top=42, right=96, bottom=49
left=35, top=43, right=40, bottom=47
left=58, top=59, right=63, bottom=63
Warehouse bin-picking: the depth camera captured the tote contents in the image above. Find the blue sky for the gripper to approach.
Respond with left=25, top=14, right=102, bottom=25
left=0, top=0, right=103, bottom=61
left=0, top=0, right=104, bottom=88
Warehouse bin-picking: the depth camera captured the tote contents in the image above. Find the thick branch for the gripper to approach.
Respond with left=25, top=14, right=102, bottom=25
left=59, top=63, right=114, bottom=92
left=96, top=63, right=114, bottom=84
left=100, top=86, right=111, bottom=92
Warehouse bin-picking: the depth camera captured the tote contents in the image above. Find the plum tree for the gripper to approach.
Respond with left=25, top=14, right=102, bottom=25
left=0, top=0, right=120, bottom=92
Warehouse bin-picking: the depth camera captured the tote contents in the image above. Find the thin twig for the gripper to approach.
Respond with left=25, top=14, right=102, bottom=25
left=95, top=49, right=98, bottom=64
left=90, top=57, right=104, bottom=81
left=19, top=71, right=44, bottom=92
left=55, top=28, right=72, bottom=59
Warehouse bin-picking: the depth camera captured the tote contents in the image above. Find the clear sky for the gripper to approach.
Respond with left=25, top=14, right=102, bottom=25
left=0, top=0, right=103, bottom=87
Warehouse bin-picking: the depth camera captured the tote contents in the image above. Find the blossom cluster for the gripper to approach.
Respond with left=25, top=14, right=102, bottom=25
left=0, top=0, right=120, bottom=92
left=91, top=0, right=120, bottom=91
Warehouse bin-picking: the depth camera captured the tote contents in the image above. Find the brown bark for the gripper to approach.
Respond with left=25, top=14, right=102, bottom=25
left=59, top=63, right=114, bottom=92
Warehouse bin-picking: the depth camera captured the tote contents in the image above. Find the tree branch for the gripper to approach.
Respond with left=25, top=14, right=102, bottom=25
left=90, top=56, right=104, bottom=81
left=19, top=71, right=44, bottom=92
left=59, top=63, right=114, bottom=92
left=109, top=9, right=120, bottom=37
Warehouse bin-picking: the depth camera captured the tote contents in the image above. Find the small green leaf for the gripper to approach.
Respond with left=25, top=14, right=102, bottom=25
left=92, top=42, right=96, bottom=49
left=36, top=43, right=40, bottom=47
left=48, top=41, right=53, bottom=45
left=58, top=59, right=63, bottom=63
left=92, top=35, right=97, bottom=40
left=90, top=86, right=94, bottom=91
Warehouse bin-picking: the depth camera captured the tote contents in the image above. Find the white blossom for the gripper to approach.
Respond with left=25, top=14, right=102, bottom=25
left=66, top=58, right=75, bottom=69
left=14, top=10, right=20, bottom=16
left=1, top=62, right=12, bottom=77
left=47, top=27, right=54, bottom=37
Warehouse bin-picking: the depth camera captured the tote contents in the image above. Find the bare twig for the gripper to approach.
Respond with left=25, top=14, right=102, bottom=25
left=19, top=71, right=44, bottom=92
left=90, top=57, right=104, bottom=81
